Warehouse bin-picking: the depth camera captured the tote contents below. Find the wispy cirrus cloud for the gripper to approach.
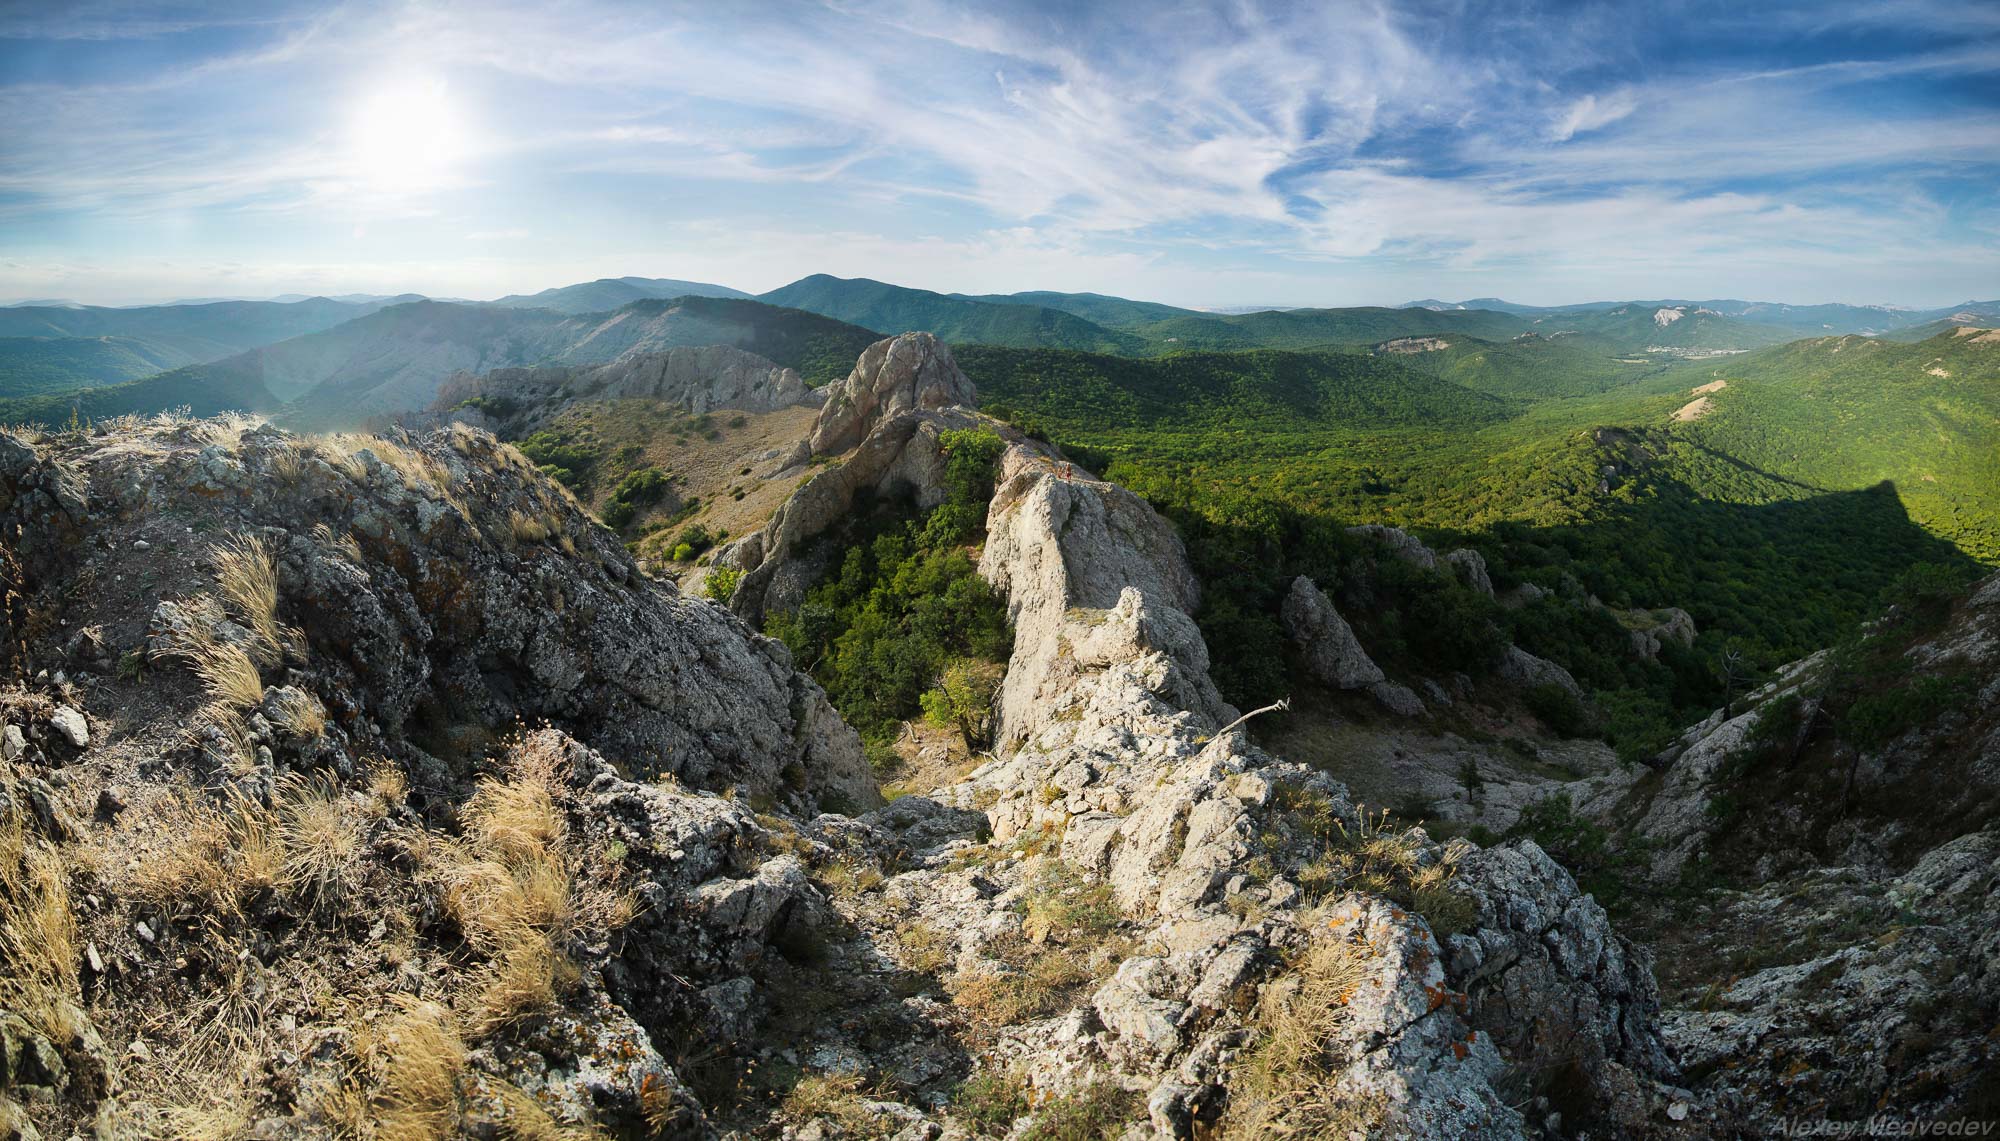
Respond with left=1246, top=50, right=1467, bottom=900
left=0, top=0, right=1993, bottom=306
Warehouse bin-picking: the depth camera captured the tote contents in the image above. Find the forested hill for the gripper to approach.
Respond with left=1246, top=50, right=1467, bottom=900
left=1671, top=328, right=2000, bottom=561
left=1127, top=305, right=1528, bottom=352
left=959, top=345, right=1513, bottom=438
left=757, top=274, right=1146, bottom=354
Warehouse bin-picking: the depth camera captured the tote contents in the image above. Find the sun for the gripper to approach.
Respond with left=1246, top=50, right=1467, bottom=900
left=345, top=75, right=468, bottom=194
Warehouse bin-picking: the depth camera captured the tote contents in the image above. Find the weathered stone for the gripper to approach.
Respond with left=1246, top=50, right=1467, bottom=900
left=1280, top=575, right=1385, bottom=690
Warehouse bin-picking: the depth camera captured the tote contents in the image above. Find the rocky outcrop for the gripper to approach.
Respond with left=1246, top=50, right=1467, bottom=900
left=1280, top=575, right=1385, bottom=690
left=805, top=332, right=975, bottom=456
left=429, top=343, right=816, bottom=431
left=0, top=393, right=1705, bottom=1139
left=0, top=420, right=874, bottom=814
left=979, top=450, right=1230, bottom=750
left=1347, top=523, right=1437, bottom=570
left=721, top=333, right=1002, bottom=624
left=1625, top=607, right=1697, bottom=659
left=1445, top=547, right=1495, bottom=597
left=1497, top=644, right=1586, bottom=700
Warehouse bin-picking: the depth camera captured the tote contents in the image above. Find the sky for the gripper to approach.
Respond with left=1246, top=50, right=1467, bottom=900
left=0, top=0, right=1996, bottom=309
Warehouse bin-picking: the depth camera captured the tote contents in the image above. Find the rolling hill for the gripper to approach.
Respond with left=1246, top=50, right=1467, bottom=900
left=1668, top=328, right=2000, bottom=561
left=948, top=289, right=1204, bottom=329
left=0, top=296, right=410, bottom=393
left=0, top=296, right=882, bottom=430
left=757, top=274, right=1146, bottom=353
left=1377, top=332, right=1686, bottom=400
left=1129, top=305, right=1530, bottom=352
left=0, top=336, right=189, bottom=397
left=489, top=276, right=751, bottom=313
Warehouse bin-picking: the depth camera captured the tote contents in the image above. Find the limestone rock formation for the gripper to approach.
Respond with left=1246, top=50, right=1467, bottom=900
left=1279, top=575, right=1385, bottom=690
left=1346, top=523, right=1437, bottom=570
left=1445, top=547, right=1495, bottom=597
left=806, top=331, right=975, bottom=456
left=720, top=332, right=1005, bottom=624
left=1625, top=607, right=1697, bottom=659
left=1497, top=643, right=1586, bottom=700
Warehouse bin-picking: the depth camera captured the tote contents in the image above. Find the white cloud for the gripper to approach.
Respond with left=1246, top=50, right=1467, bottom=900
left=1549, top=91, right=1638, bottom=142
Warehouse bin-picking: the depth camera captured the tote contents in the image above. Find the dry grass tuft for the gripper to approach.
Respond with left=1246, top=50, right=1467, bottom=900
left=781, top=1072, right=882, bottom=1136
left=167, top=629, right=265, bottom=710
left=214, top=534, right=281, bottom=662
left=266, top=687, right=327, bottom=738
left=311, top=522, right=367, bottom=563
left=346, top=999, right=469, bottom=1140
left=1221, top=935, right=1383, bottom=1139
left=508, top=511, right=554, bottom=545
left=0, top=811, right=82, bottom=1043
left=278, top=776, right=365, bottom=914
left=430, top=745, right=632, bottom=1032
left=124, top=788, right=284, bottom=925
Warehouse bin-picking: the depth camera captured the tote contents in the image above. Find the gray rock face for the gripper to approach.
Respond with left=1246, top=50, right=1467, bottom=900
left=1368, top=679, right=1427, bottom=717
left=1497, top=643, right=1585, bottom=700
left=1279, top=575, right=1385, bottom=689
left=1347, top=523, right=1437, bottom=570
left=723, top=333, right=991, bottom=624
left=979, top=449, right=1229, bottom=750
left=1627, top=607, right=1697, bottom=659
left=807, top=332, right=975, bottom=456
left=1445, top=547, right=1494, bottom=597
left=1, top=419, right=875, bottom=816
left=430, top=343, right=816, bottom=427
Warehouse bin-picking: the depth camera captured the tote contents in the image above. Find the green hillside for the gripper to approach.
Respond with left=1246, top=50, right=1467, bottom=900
left=0, top=336, right=187, bottom=397
left=961, top=345, right=1512, bottom=441
left=0, top=360, right=278, bottom=425
left=1380, top=333, right=1689, bottom=400
left=963, top=336, right=1985, bottom=761
left=1520, top=304, right=1793, bottom=352
left=950, top=290, right=1203, bottom=329
left=597, top=296, right=881, bottom=385
left=490, top=276, right=751, bottom=313
left=758, top=274, right=1145, bottom=353
left=1129, top=305, right=1529, bottom=352
left=1671, top=329, right=2000, bottom=561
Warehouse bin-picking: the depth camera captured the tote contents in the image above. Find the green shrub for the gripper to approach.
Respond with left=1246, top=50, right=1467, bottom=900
left=1525, top=683, right=1592, bottom=738
left=600, top=466, right=673, bottom=530
left=703, top=567, right=742, bottom=602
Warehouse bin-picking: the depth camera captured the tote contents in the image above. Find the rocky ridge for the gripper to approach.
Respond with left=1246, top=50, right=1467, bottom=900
left=430, top=344, right=820, bottom=435
left=3, top=330, right=1886, bottom=1139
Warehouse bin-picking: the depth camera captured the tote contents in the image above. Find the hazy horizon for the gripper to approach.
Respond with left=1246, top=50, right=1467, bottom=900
left=3, top=0, right=1996, bottom=310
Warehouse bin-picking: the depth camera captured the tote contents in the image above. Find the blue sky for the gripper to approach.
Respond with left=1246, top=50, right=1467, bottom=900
left=1, top=0, right=1995, bottom=308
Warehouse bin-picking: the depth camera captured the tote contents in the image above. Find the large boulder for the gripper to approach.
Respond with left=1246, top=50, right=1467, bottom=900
left=1280, top=575, right=1385, bottom=690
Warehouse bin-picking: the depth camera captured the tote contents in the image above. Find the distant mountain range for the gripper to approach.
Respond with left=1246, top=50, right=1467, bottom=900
left=0, top=296, right=878, bottom=429
left=1400, top=296, right=2000, bottom=337
left=2, top=269, right=1995, bottom=433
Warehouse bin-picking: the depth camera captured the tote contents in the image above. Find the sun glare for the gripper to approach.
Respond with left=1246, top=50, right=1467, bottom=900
left=346, top=75, right=468, bottom=194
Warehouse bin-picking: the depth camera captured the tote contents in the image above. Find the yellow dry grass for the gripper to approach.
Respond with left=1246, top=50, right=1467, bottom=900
left=1221, top=935, right=1383, bottom=1139
left=214, top=534, right=281, bottom=662
left=0, top=810, right=82, bottom=1044
left=266, top=686, right=327, bottom=738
